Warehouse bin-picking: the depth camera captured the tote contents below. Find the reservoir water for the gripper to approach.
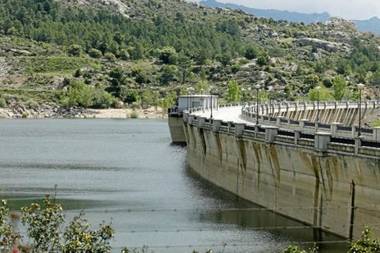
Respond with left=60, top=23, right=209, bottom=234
left=0, top=119, right=347, bottom=252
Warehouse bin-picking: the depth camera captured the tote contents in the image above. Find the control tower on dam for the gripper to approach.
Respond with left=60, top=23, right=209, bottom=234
left=168, top=97, right=380, bottom=240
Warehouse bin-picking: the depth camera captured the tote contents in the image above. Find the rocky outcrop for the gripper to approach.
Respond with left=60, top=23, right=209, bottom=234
left=295, top=37, right=349, bottom=52
left=0, top=102, right=88, bottom=119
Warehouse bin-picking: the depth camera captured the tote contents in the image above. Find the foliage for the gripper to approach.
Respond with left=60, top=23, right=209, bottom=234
left=372, top=119, right=380, bottom=128
left=159, top=92, right=177, bottom=110
left=23, top=57, right=98, bottom=74
left=89, top=48, right=103, bottom=58
left=0, top=98, right=6, bottom=108
left=1, top=196, right=114, bottom=253
left=61, top=81, right=115, bottom=108
left=308, top=86, right=333, bottom=101
left=141, top=90, right=159, bottom=108
left=283, top=245, right=317, bottom=253
left=21, top=196, right=65, bottom=252
left=1, top=0, right=380, bottom=111
left=0, top=200, right=20, bottom=253
left=244, top=45, right=261, bottom=60
left=160, top=65, right=178, bottom=85
left=62, top=214, right=113, bottom=253
left=104, top=52, right=116, bottom=62
left=226, top=80, right=241, bottom=102
left=349, top=227, right=380, bottom=253
left=159, top=47, right=178, bottom=65
left=332, top=76, right=348, bottom=101
left=0, top=0, right=244, bottom=62
left=67, top=44, right=82, bottom=57
left=195, top=80, right=210, bottom=94
left=257, top=54, right=269, bottom=66
left=129, top=111, right=139, bottom=119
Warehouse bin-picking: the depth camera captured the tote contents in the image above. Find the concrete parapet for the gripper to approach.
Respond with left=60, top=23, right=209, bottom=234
left=187, top=115, right=194, bottom=124
left=315, top=131, right=331, bottom=152
left=294, top=130, right=301, bottom=145
left=212, top=120, right=222, bottom=132
left=198, top=117, right=206, bottom=127
left=355, top=137, right=361, bottom=155
left=263, top=126, right=279, bottom=144
left=299, top=119, right=309, bottom=128
left=235, top=123, right=246, bottom=137
left=331, top=122, right=342, bottom=135
left=276, top=116, right=286, bottom=126
left=374, top=127, right=380, bottom=142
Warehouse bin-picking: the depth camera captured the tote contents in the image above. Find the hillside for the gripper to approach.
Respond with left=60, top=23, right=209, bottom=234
left=0, top=0, right=379, bottom=118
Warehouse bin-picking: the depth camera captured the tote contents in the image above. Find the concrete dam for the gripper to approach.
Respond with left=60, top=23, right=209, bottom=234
left=169, top=99, right=380, bottom=240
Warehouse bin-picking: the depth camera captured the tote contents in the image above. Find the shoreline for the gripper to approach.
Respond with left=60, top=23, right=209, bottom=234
left=0, top=107, right=167, bottom=120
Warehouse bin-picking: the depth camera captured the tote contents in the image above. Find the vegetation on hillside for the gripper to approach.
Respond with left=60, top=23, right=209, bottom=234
left=0, top=0, right=379, bottom=117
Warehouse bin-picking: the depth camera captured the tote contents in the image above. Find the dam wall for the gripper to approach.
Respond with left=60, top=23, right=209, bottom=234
left=183, top=115, right=380, bottom=239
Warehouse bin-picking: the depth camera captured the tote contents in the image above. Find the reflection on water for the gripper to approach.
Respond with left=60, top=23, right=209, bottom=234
left=0, top=119, right=348, bottom=252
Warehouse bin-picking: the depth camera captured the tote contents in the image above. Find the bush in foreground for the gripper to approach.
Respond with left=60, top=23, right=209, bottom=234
left=0, top=196, right=113, bottom=253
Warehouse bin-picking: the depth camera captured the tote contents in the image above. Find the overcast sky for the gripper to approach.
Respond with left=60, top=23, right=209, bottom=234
left=192, top=0, right=380, bottom=20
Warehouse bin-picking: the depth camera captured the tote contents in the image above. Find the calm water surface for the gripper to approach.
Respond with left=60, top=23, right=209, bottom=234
left=0, top=119, right=347, bottom=252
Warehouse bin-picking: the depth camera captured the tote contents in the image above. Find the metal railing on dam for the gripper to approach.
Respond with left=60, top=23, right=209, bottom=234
left=185, top=100, right=380, bottom=156
left=242, top=100, right=380, bottom=129
left=184, top=112, right=380, bottom=159
left=181, top=101, right=380, bottom=240
left=241, top=100, right=380, bottom=143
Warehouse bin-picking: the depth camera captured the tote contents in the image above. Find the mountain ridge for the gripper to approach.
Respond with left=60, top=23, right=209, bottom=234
left=200, top=0, right=380, bottom=35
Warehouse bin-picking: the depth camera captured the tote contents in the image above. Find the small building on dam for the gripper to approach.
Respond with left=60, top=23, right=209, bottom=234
left=168, top=96, right=380, bottom=240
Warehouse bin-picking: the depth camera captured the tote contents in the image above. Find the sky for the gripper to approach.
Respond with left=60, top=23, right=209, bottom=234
left=192, top=0, right=380, bottom=20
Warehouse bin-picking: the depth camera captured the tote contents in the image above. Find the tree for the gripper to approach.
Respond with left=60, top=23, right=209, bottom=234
left=88, top=48, right=102, bottom=58
left=67, top=44, right=81, bottom=56
left=119, top=49, right=130, bottom=61
left=308, top=86, right=332, bottom=101
left=257, top=54, right=269, bottom=66
left=159, top=47, right=178, bottom=64
left=226, top=80, right=241, bottom=102
left=141, top=90, right=159, bottom=108
left=370, top=71, right=380, bottom=85
left=160, top=65, right=178, bottom=85
left=177, top=54, right=192, bottom=84
left=104, top=52, right=116, bottom=62
left=332, top=76, right=348, bottom=101
left=245, top=45, right=261, bottom=60
left=120, top=88, right=140, bottom=104
left=195, top=80, right=209, bottom=94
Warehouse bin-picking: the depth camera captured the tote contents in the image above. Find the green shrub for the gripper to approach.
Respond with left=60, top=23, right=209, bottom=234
left=25, top=99, right=39, bottom=109
left=283, top=246, right=317, bottom=253
left=349, top=227, right=380, bottom=253
left=257, top=54, right=269, bottom=66
left=61, top=81, right=115, bottom=108
left=245, top=45, right=261, bottom=60
left=88, top=48, right=102, bottom=58
left=67, top=44, right=82, bottom=56
left=24, top=57, right=98, bottom=74
left=104, top=52, right=116, bottom=62
left=119, top=49, right=130, bottom=61
left=92, top=90, right=116, bottom=109
left=0, top=97, right=7, bottom=108
left=129, top=110, right=139, bottom=119
left=372, top=119, right=380, bottom=127
left=0, top=196, right=113, bottom=253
